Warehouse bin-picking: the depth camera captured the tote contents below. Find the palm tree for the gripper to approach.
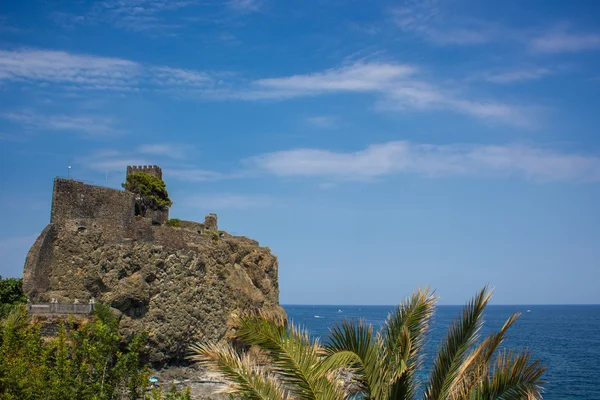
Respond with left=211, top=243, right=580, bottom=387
left=188, top=287, right=545, bottom=400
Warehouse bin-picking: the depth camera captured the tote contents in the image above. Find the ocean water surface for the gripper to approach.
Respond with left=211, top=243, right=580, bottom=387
left=283, top=305, right=600, bottom=399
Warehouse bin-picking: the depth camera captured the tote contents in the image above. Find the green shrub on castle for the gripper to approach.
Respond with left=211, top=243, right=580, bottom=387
left=122, top=172, right=173, bottom=211
left=166, top=218, right=181, bottom=228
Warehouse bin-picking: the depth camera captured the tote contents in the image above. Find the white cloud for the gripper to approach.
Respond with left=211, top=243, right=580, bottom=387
left=1, top=112, right=120, bottom=136
left=247, top=141, right=600, bottom=182
left=77, top=150, right=150, bottom=173
left=392, top=1, right=493, bottom=46
left=482, top=68, right=553, bottom=84
left=241, top=62, right=529, bottom=126
left=306, top=115, right=340, bottom=129
left=167, top=168, right=230, bottom=182
left=51, top=0, right=260, bottom=33
left=0, top=49, right=139, bottom=89
left=149, top=66, right=212, bottom=87
left=79, top=148, right=237, bottom=182
left=531, top=32, right=600, bottom=53
left=0, top=49, right=531, bottom=126
left=0, top=48, right=215, bottom=92
left=228, top=0, right=262, bottom=13
left=179, top=194, right=271, bottom=210
left=89, top=0, right=194, bottom=32
left=138, top=144, right=190, bottom=159
left=382, top=82, right=530, bottom=126
left=254, top=62, right=417, bottom=95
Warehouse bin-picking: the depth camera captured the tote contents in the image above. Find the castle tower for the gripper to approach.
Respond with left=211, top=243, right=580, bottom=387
left=126, top=165, right=163, bottom=180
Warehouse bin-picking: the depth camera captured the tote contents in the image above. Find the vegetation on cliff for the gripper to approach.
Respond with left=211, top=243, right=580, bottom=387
left=0, top=304, right=190, bottom=400
left=0, top=276, right=27, bottom=318
left=190, top=287, right=546, bottom=400
left=122, top=172, right=173, bottom=210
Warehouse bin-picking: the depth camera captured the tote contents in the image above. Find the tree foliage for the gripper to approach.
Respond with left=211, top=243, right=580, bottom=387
left=0, top=304, right=189, bottom=400
left=0, top=276, right=27, bottom=318
left=189, top=287, right=546, bottom=400
left=122, top=172, right=173, bottom=211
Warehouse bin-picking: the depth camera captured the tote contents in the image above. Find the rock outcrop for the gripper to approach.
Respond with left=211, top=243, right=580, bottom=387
left=23, top=177, right=285, bottom=364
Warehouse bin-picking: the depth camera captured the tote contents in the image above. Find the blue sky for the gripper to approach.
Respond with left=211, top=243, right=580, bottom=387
left=1, top=0, right=600, bottom=305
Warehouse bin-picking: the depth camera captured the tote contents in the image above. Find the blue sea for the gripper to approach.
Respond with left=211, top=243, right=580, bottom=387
left=283, top=305, right=600, bottom=400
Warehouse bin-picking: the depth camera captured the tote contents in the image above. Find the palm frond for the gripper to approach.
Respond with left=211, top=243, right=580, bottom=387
left=380, top=288, right=437, bottom=400
left=236, top=312, right=345, bottom=400
left=324, top=319, right=384, bottom=399
left=188, top=341, right=287, bottom=400
left=469, top=349, right=546, bottom=400
left=424, top=286, right=492, bottom=400
left=449, top=313, right=520, bottom=400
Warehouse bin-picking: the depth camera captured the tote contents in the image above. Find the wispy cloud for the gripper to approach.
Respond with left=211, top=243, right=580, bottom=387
left=242, top=61, right=530, bottom=126
left=531, top=32, right=600, bottom=53
left=89, top=0, right=193, bottom=32
left=0, top=48, right=215, bottom=92
left=79, top=148, right=239, bottom=182
left=79, top=150, right=151, bottom=173
left=179, top=193, right=272, bottom=210
left=481, top=68, right=554, bottom=84
left=79, top=139, right=600, bottom=184
left=1, top=112, right=121, bottom=136
left=392, top=0, right=493, bottom=46
left=50, top=0, right=261, bottom=33
left=252, top=62, right=417, bottom=96
left=228, top=0, right=262, bottom=13
left=166, top=168, right=231, bottom=182
left=247, top=141, right=600, bottom=182
left=306, top=115, right=340, bottom=129
left=138, top=144, right=191, bottom=159
left=0, top=49, right=139, bottom=89
left=0, top=49, right=532, bottom=126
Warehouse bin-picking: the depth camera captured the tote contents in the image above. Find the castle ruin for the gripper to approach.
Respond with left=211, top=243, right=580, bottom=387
left=22, top=165, right=284, bottom=363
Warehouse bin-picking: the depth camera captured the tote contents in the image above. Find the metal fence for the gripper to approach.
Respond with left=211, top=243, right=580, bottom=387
left=27, top=300, right=95, bottom=315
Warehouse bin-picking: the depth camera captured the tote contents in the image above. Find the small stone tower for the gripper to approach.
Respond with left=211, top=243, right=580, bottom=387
left=125, top=165, right=168, bottom=224
left=126, top=165, right=163, bottom=180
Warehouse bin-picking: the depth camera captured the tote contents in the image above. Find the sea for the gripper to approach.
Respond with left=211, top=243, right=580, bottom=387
left=283, top=305, right=600, bottom=400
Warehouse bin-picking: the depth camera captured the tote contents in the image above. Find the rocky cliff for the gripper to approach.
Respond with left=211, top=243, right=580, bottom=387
left=23, top=178, right=285, bottom=364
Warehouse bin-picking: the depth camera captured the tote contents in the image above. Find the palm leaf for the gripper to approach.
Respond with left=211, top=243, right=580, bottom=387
left=324, top=319, right=384, bottom=399
left=380, top=288, right=437, bottom=400
left=469, top=349, right=546, bottom=400
left=236, top=312, right=345, bottom=400
left=449, top=313, right=520, bottom=400
left=188, top=341, right=287, bottom=400
left=424, top=286, right=492, bottom=400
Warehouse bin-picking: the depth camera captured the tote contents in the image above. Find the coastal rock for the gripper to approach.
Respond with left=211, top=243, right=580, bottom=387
left=23, top=176, right=285, bottom=364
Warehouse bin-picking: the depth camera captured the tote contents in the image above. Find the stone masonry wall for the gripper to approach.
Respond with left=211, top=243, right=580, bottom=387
left=51, top=178, right=136, bottom=237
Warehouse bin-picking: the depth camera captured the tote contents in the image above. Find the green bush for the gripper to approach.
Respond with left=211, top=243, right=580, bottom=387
left=123, top=172, right=173, bottom=211
left=0, top=304, right=190, bottom=399
left=146, top=386, right=191, bottom=400
left=0, top=276, right=27, bottom=318
left=166, top=218, right=181, bottom=228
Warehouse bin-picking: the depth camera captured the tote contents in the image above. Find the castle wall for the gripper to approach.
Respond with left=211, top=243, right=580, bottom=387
left=51, top=178, right=135, bottom=234
left=179, top=214, right=218, bottom=234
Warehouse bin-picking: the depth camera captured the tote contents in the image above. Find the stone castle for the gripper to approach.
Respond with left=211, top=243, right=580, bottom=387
left=23, top=166, right=284, bottom=363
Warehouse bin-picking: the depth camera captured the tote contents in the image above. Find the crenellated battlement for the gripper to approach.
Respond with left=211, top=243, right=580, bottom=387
left=126, top=165, right=162, bottom=180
